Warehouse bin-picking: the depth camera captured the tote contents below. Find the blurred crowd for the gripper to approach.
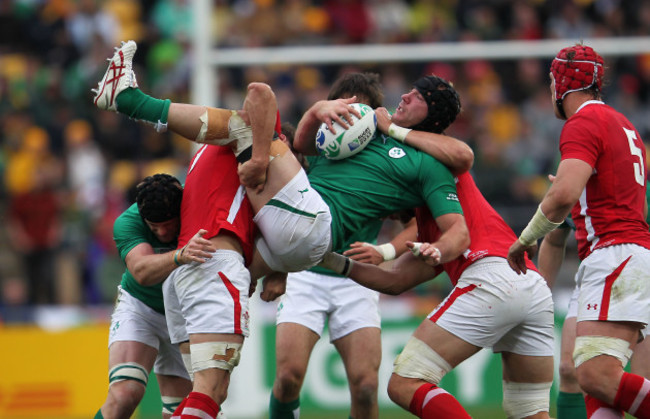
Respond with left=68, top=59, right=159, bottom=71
left=1, top=0, right=650, bottom=316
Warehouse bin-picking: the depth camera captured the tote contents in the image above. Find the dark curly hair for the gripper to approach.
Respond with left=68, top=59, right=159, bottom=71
left=411, top=75, right=461, bottom=134
left=136, top=173, right=183, bottom=223
left=327, top=72, right=384, bottom=109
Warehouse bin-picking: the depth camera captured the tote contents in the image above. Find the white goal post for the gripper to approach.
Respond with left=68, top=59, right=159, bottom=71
left=191, top=0, right=650, bottom=107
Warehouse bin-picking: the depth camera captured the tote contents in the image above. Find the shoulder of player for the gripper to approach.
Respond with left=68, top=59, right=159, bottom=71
left=114, top=204, right=148, bottom=239
left=114, top=203, right=141, bottom=225
left=568, top=100, right=611, bottom=122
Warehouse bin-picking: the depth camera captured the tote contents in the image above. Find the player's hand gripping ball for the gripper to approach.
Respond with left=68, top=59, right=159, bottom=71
left=315, top=103, right=377, bottom=160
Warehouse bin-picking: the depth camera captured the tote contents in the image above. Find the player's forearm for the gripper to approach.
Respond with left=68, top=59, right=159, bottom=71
left=131, top=251, right=181, bottom=286
left=537, top=227, right=570, bottom=288
left=347, top=260, right=414, bottom=295
left=537, top=242, right=565, bottom=289
left=405, top=131, right=474, bottom=175
left=390, top=219, right=418, bottom=257
left=245, top=83, right=275, bottom=163
left=541, top=158, right=592, bottom=222
left=433, top=215, right=470, bottom=264
left=294, top=104, right=323, bottom=155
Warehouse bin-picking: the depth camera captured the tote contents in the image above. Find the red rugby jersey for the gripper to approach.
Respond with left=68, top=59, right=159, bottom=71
left=179, top=144, right=256, bottom=264
left=560, top=101, right=650, bottom=259
left=416, top=171, right=537, bottom=285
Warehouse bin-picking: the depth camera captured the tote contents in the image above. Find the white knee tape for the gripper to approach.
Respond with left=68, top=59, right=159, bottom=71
left=161, top=396, right=184, bottom=415
left=181, top=353, right=194, bottom=382
left=108, top=362, right=148, bottom=387
left=392, top=336, right=451, bottom=384
left=191, top=342, right=243, bottom=373
left=502, top=381, right=551, bottom=419
left=573, top=335, right=633, bottom=369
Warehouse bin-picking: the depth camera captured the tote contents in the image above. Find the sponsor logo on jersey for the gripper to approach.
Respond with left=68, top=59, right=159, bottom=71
left=447, top=193, right=459, bottom=201
left=467, top=249, right=489, bottom=261
left=388, top=147, right=406, bottom=158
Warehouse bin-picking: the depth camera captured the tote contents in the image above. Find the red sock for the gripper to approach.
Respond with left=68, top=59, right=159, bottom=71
left=171, top=397, right=188, bottom=419
left=408, top=383, right=471, bottom=419
left=585, top=394, right=624, bottom=418
left=177, top=392, right=220, bottom=419
left=613, top=372, right=650, bottom=418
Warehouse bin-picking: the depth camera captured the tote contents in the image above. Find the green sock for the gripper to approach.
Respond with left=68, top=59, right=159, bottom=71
left=115, top=88, right=171, bottom=126
left=557, top=391, right=586, bottom=419
left=93, top=408, right=104, bottom=419
left=269, top=392, right=300, bottom=419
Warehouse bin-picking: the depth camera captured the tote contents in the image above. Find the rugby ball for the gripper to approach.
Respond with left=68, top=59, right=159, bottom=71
left=315, top=103, right=376, bottom=160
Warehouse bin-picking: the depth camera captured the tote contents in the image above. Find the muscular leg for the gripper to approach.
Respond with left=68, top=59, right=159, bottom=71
left=270, top=323, right=320, bottom=418
left=98, top=341, right=156, bottom=419
left=630, top=334, right=650, bottom=378
left=556, top=316, right=587, bottom=419
left=501, top=352, right=554, bottom=419
left=333, top=327, right=381, bottom=419
left=575, top=320, right=650, bottom=417
left=388, top=320, right=479, bottom=417
left=559, top=316, right=581, bottom=392
left=156, top=373, right=193, bottom=419
left=190, top=333, right=243, bottom=406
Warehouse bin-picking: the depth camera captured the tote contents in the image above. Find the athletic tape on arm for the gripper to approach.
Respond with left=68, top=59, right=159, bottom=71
left=518, top=205, right=563, bottom=246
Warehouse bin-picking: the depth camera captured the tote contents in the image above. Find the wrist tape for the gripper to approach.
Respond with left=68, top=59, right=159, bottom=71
left=376, top=243, right=396, bottom=261
left=410, top=242, right=441, bottom=261
left=364, top=242, right=396, bottom=261
left=518, top=205, right=563, bottom=247
left=388, top=123, right=412, bottom=143
left=318, top=252, right=353, bottom=277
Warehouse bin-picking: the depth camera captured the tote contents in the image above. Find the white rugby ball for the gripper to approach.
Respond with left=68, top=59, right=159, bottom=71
left=315, top=103, right=377, bottom=160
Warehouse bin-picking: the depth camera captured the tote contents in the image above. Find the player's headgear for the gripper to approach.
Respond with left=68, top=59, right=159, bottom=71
left=411, top=75, right=461, bottom=134
left=550, top=44, right=604, bottom=118
left=136, top=173, right=183, bottom=222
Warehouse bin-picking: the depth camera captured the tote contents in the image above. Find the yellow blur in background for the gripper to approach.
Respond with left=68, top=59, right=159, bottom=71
left=0, top=324, right=107, bottom=418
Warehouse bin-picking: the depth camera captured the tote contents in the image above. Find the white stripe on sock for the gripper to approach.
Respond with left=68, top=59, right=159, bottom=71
left=422, top=387, right=447, bottom=409
left=182, top=407, right=214, bottom=419
left=629, top=378, right=650, bottom=414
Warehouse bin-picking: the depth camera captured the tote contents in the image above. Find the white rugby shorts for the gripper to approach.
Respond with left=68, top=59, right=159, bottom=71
left=428, top=257, right=555, bottom=356
left=276, top=270, right=380, bottom=342
left=109, top=286, right=189, bottom=379
left=162, top=276, right=188, bottom=345
left=254, top=169, right=332, bottom=272
left=576, top=243, right=650, bottom=330
left=165, top=250, right=251, bottom=338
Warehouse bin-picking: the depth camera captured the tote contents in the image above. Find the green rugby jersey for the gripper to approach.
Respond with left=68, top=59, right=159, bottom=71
left=307, top=133, right=462, bottom=254
left=113, top=203, right=177, bottom=314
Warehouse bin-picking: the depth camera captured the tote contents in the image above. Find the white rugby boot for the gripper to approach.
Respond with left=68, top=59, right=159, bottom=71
left=92, top=40, right=138, bottom=111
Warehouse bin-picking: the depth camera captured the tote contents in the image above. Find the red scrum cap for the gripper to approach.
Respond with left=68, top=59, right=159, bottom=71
left=551, top=44, right=604, bottom=103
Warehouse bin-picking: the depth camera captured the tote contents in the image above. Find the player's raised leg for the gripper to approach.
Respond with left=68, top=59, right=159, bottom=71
left=93, top=41, right=332, bottom=278
left=92, top=40, right=250, bottom=157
